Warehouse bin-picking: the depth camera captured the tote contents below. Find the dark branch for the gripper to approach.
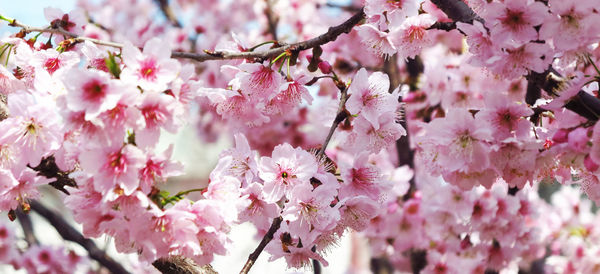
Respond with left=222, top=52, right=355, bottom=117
left=156, top=0, right=182, bottom=28
left=28, top=156, right=77, bottom=195
left=317, top=86, right=349, bottom=157
left=0, top=94, right=8, bottom=121
left=264, top=0, right=279, bottom=40
left=171, top=8, right=366, bottom=62
left=16, top=208, right=38, bottom=246
left=30, top=200, right=130, bottom=274
left=152, top=256, right=217, bottom=274
left=240, top=216, right=283, bottom=274
left=428, top=21, right=457, bottom=31
left=429, top=0, right=483, bottom=23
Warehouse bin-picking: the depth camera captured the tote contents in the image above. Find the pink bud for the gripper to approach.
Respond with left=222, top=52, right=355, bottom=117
left=584, top=155, right=599, bottom=172
left=568, top=127, right=589, bottom=152
left=552, top=128, right=569, bottom=143
left=318, top=61, right=332, bottom=74
left=305, top=55, right=313, bottom=62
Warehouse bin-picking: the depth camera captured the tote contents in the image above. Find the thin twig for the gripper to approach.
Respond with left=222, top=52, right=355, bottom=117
left=7, top=18, right=123, bottom=48
left=317, top=86, right=349, bottom=157
left=239, top=216, right=283, bottom=274
left=171, top=8, right=365, bottom=62
left=30, top=200, right=130, bottom=274
left=153, top=256, right=217, bottom=274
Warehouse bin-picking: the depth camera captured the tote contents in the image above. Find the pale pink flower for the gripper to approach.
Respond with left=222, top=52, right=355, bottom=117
left=44, top=7, right=86, bottom=34
left=212, top=133, right=259, bottom=185
left=346, top=68, right=397, bottom=130
left=267, top=71, right=313, bottom=114
left=0, top=92, right=62, bottom=167
left=487, top=42, right=552, bottom=80
left=338, top=196, right=380, bottom=231
left=258, top=143, right=317, bottom=203
left=390, top=14, right=436, bottom=60
left=343, top=112, right=406, bottom=154
left=0, top=169, right=50, bottom=211
left=238, top=63, right=283, bottom=99
left=238, top=183, right=280, bottom=231
left=121, top=38, right=181, bottom=92
left=32, top=49, right=79, bottom=76
left=539, top=0, right=600, bottom=51
left=483, top=0, right=548, bottom=43
left=283, top=183, right=339, bottom=238
left=137, top=92, right=184, bottom=147
left=356, top=24, right=397, bottom=57
left=475, top=92, right=534, bottom=140
left=425, top=109, right=493, bottom=173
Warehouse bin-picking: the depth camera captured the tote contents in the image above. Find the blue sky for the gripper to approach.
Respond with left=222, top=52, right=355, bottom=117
left=1, top=0, right=75, bottom=35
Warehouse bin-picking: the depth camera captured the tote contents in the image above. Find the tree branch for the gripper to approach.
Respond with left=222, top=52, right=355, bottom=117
left=0, top=93, right=8, bottom=121
left=16, top=208, right=38, bottom=247
left=171, top=8, right=365, bottom=62
left=30, top=200, right=130, bottom=274
left=317, top=85, right=349, bottom=157
left=264, top=0, right=279, bottom=40
left=429, top=0, right=483, bottom=23
left=156, top=0, right=182, bottom=28
left=240, top=216, right=283, bottom=274
left=152, top=256, right=217, bottom=274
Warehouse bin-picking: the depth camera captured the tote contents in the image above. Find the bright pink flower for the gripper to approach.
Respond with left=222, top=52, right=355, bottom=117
left=32, top=49, right=79, bottom=76
left=63, top=69, right=124, bottom=120
left=137, top=92, right=184, bottom=147
left=567, top=127, right=589, bottom=153
left=346, top=68, right=397, bottom=130
left=139, top=145, right=183, bottom=194
left=339, top=152, right=389, bottom=201
left=121, top=38, right=181, bottom=91
left=258, top=143, right=317, bottom=203
left=78, top=144, right=146, bottom=195
left=267, top=71, right=313, bottom=114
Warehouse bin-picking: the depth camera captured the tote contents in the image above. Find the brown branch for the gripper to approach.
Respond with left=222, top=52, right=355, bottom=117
left=30, top=200, right=130, bottom=274
left=28, top=155, right=77, bottom=195
left=322, top=3, right=363, bottom=13
left=171, top=8, right=366, bottom=62
left=264, top=0, right=279, bottom=40
left=317, top=86, right=349, bottom=157
left=153, top=256, right=217, bottom=274
left=240, top=216, right=283, bottom=274
left=156, top=0, right=182, bottom=28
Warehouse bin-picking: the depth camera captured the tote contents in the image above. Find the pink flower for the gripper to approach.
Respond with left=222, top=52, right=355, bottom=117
left=121, top=38, right=181, bottom=92
left=63, top=69, right=124, bottom=120
left=137, top=92, right=184, bottom=147
left=346, top=68, right=398, bottom=130
left=567, top=127, right=589, bottom=153
left=339, top=152, right=389, bottom=201
left=0, top=92, right=62, bottom=167
left=425, top=109, right=493, bottom=173
left=390, top=14, right=436, bottom=60
left=356, top=24, right=397, bottom=57
left=283, top=183, right=339, bottom=238
left=238, top=183, right=280, bottom=231
left=0, top=169, right=50, bottom=211
left=139, top=145, right=184, bottom=194
left=539, top=0, right=600, bottom=51
left=483, top=0, right=548, bottom=43
left=267, top=71, right=313, bottom=114
left=78, top=144, right=146, bottom=196
left=211, top=133, right=259, bottom=185
left=343, top=112, right=406, bottom=154
left=475, top=92, right=534, bottom=140
left=487, top=42, right=552, bottom=80
left=338, top=196, right=380, bottom=231
left=238, top=63, right=283, bottom=99
left=32, top=49, right=79, bottom=76
left=258, top=143, right=317, bottom=203
left=44, top=7, right=86, bottom=34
